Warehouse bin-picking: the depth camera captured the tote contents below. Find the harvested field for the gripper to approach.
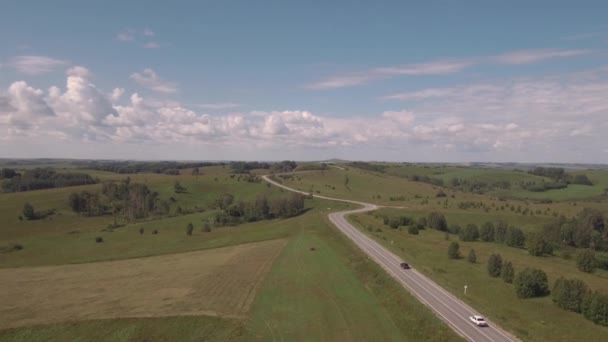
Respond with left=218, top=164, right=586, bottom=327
left=0, top=239, right=286, bottom=329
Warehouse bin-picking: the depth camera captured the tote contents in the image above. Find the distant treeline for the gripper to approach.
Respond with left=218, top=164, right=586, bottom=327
left=212, top=193, right=306, bottom=226
left=528, top=167, right=593, bottom=186
left=347, top=162, right=386, bottom=173
left=230, top=160, right=297, bottom=174
left=1, top=168, right=97, bottom=193
left=76, top=161, right=221, bottom=175
left=543, top=208, right=607, bottom=251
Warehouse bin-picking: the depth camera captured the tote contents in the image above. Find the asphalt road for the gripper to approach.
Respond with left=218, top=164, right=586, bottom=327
left=262, top=175, right=516, bottom=342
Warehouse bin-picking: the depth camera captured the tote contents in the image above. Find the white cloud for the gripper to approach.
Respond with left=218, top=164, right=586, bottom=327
left=116, top=30, right=135, bottom=41
left=130, top=69, right=178, bottom=93
left=373, top=60, right=473, bottom=76
left=143, top=42, right=160, bottom=49
left=10, top=56, right=68, bottom=75
left=144, top=29, right=155, bottom=37
left=2, top=66, right=608, bottom=162
left=492, top=49, right=591, bottom=65
left=110, top=88, right=125, bottom=101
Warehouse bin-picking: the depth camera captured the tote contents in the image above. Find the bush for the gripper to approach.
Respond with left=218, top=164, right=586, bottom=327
left=487, top=253, right=503, bottom=277
left=576, top=250, right=597, bottom=273
left=448, top=224, right=461, bottom=235
left=139, top=227, right=144, bottom=235
left=459, top=224, right=479, bottom=241
left=95, top=236, right=104, bottom=243
left=22, top=202, right=36, bottom=220
left=552, top=277, right=589, bottom=313
left=583, top=292, right=608, bottom=326
left=467, top=249, right=477, bottom=263
left=448, top=242, right=460, bottom=259
left=501, top=261, right=514, bottom=283
left=427, top=212, right=448, bottom=231
left=417, top=217, right=427, bottom=228
left=407, top=225, right=419, bottom=235
left=186, top=222, right=194, bottom=236
left=495, top=221, right=508, bottom=243
left=152, top=229, right=158, bottom=235
left=203, top=223, right=211, bottom=232
left=514, top=268, right=550, bottom=299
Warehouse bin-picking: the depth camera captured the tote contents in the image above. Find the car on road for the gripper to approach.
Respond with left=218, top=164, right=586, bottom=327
left=400, top=262, right=411, bottom=269
left=469, top=315, right=488, bottom=327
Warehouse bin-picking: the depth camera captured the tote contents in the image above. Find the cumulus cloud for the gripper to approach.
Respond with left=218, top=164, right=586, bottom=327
left=1, top=65, right=607, bottom=162
left=143, top=42, right=161, bottom=49
left=9, top=56, right=68, bottom=75
left=196, top=103, right=241, bottom=110
left=116, top=30, right=135, bottom=41
left=130, top=69, right=178, bottom=93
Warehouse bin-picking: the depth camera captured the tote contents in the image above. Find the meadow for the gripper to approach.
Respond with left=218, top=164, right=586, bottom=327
left=0, top=163, right=461, bottom=341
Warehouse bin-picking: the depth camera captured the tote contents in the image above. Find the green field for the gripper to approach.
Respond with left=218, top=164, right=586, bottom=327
left=349, top=212, right=608, bottom=341
left=0, top=164, right=462, bottom=341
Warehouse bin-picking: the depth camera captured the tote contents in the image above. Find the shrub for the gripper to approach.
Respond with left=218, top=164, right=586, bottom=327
left=417, top=217, right=427, bottom=228
left=408, top=225, right=419, bottom=235
left=186, top=222, right=194, bottom=236
left=203, top=223, right=212, bottom=232
left=583, top=292, right=608, bottom=326
left=552, top=277, right=589, bottom=313
left=22, top=202, right=36, bottom=220
left=467, top=249, right=477, bottom=263
left=95, top=236, right=104, bottom=243
left=448, top=224, right=461, bottom=235
left=139, top=227, right=144, bottom=235
left=505, top=226, right=525, bottom=247
left=576, top=250, right=597, bottom=273
left=495, top=220, right=508, bottom=243
left=152, top=229, right=158, bottom=235
left=448, top=242, right=460, bottom=259
left=514, top=268, right=550, bottom=299
left=487, top=253, right=503, bottom=277
left=501, top=261, right=514, bottom=283
left=427, top=212, right=448, bottom=231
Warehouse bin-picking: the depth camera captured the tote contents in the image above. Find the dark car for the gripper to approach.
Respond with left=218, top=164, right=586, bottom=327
left=400, top=262, right=411, bottom=269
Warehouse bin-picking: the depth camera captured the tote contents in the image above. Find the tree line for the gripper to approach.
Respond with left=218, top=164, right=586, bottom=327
left=212, top=193, right=306, bottom=226
left=1, top=168, right=97, bottom=193
left=230, top=160, right=297, bottom=174
left=76, top=161, right=220, bottom=175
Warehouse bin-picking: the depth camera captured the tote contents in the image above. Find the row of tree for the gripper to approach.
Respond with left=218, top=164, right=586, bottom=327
left=76, top=161, right=219, bottom=174
left=542, top=208, right=607, bottom=251
left=448, top=247, right=608, bottom=326
left=68, top=178, right=168, bottom=220
left=212, top=193, right=306, bottom=226
left=2, top=168, right=97, bottom=193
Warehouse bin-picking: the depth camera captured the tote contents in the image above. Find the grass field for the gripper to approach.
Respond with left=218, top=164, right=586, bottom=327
left=0, top=239, right=286, bottom=329
left=349, top=212, right=608, bottom=342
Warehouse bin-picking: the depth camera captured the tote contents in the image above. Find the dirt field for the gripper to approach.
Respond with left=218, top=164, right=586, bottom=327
left=0, top=239, right=286, bottom=329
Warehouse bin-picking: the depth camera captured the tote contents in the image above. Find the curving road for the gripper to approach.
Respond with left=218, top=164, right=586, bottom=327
left=262, top=175, right=516, bottom=342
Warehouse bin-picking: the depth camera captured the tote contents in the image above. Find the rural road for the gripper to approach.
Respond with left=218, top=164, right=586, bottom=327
left=262, top=175, right=516, bottom=342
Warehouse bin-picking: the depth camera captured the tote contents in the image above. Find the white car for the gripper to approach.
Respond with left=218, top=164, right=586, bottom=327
left=469, top=315, right=488, bottom=327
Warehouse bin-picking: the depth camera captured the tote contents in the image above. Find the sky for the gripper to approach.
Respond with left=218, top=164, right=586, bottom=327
left=1, top=0, right=607, bottom=163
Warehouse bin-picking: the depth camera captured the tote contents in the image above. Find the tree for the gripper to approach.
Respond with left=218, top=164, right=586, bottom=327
left=576, top=250, right=597, bottom=273
left=417, top=217, right=428, bottom=229
left=501, top=261, right=514, bottom=283
left=186, top=222, right=194, bottom=236
left=174, top=181, right=187, bottom=194
left=505, top=226, right=526, bottom=247
left=480, top=222, right=495, bottom=242
left=467, top=249, right=477, bottom=263
left=495, top=220, right=508, bottom=243
left=552, top=277, right=589, bottom=313
left=203, top=222, right=211, bottom=232
left=487, top=253, right=503, bottom=277
left=22, top=202, right=35, bottom=220
left=408, top=225, right=419, bottom=235
left=139, top=227, right=144, bottom=235
left=192, top=167, right=200, bottom=176
left=427, top=212, right=448, bottom=231
left=527, top=232, right=553, bottom=256
left=514, top=268, right=550, bottom=299
left=572, top=174, right=593, bottom=186
left=448, top=242, right=460, bottom=259
left=583, top=292, right=608, bottom=326
left=344, top=175, right=350, bottom=188
left=459, top=224, right=479, bottom=241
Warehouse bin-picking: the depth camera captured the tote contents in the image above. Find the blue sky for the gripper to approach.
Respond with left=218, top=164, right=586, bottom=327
left=1, top=1, right=607, bottom=162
